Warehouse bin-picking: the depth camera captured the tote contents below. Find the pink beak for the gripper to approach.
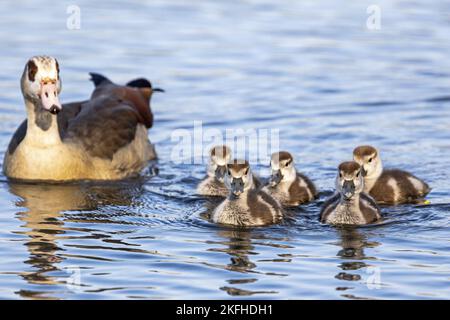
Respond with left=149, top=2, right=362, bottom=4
left=40, top=82, right=62, bottom=114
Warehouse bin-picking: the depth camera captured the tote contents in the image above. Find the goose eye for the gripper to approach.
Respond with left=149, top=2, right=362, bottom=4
left=27, top=60, right=38, bottom=82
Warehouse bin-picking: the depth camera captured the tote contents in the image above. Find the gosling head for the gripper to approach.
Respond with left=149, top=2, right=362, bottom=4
left=21, top=56, right=62, bottom=115
left=336, top=161, right=364, bottom=201
left=269, top=151, right=297, bottom=186
left=225, top=159, right=253, bottom=197
left=353, top=145, right=383, bottom=180
left=208, top=145, right=232, bottom=181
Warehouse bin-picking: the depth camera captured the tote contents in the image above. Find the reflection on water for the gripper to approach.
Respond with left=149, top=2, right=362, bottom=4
left=216, top=230, right=272, bottom=296
left=8, top=181, right=145, bottom=299
left=0, top=0, right=450, bottom=299
left=334, top=228, right=377, bottom=287
left=12, top=184, right=66, bottom=299
left=212, top=229, right=294, bottom=296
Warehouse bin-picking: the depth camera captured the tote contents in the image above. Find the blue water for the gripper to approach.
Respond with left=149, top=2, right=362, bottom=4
left=0, top=0, right=449, bottom=299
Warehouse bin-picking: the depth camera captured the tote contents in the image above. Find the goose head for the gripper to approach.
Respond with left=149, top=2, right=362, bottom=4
left=208, top=145, right=232, bottom=181
left=21, top=56, right=62, bottom=114
left=269, top=151, right=296, bottom=186
left=353, top=145, right=383, bottom=180
left=336, top=161, right=364, bottom=200
left=225, top=159, right=253, bottom=197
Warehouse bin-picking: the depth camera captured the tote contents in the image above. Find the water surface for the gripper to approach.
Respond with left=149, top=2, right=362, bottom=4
left=0, top=0, right=449, bottom=299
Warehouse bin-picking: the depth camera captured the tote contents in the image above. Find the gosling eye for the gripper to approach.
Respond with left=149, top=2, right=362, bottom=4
left=339, top=172, right=342, bottom=178
left=356, top=171, right=360, bottom=178
left=244, top=168, right=249, bottom=175
left=368, top=157, right=373, bottom=163
left=227, top=169, right=231, bottom=176
left=285, top=160, right=291, bottom=167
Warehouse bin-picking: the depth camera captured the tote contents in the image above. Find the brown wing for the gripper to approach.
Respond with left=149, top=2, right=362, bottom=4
left=247, top=189, right=283, bottom=224
left=62, top=73, right=157, bottom=160
left=64, top=95, right=143, bottom=160
left=320, top=193, right=340, bottom=223
left=58, top=101, right=85, bottom=137
left=6, top=119, right=27, bottom=155
left=288, top=173, right=317, bottom=204
left=359, top=193, right=381, bottom=223
left=371, top=169, right=430, bottom=204
left=298, top=173, right=318, bottom=198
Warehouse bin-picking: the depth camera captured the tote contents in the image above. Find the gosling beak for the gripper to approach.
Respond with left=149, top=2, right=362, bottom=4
left=230, top=177, right=245, bottom=196
left=40, top=82, right=61, bottom=114
left=269, top=170, right=283, bottom=186
left=342, top=180, right=356, bottom=200
left=215, top=165, right=227, bottom=181
left=361, top=166, right=367, bottom=177
left=153, top=87, right=165, bottom=93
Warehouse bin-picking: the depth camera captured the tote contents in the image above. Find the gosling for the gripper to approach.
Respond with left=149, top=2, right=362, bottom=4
left=212, top=159, right=283, bottom=226
left=263, top=151, right=317, bottom=207
left=353, top=145, right=430, bottom=204
left=320, top=161, right=381, bottom=225
left=197, top=145, right=232, bottom=197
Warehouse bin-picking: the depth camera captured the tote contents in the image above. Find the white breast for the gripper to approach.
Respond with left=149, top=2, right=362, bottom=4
left=326, top=201, right=366, bottom=225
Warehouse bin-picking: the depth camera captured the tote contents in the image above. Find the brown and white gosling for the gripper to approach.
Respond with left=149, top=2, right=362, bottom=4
left=212, top=159, right=283, bottom=226
left=353, top=145, right=430, bottom=204
left=263, top=151, right=317, bottom=207
left=320, top=161, right=381, bottom=225
left=197, top=145, right=232, bottom=197
left=197, top=145, right=262, bottom=197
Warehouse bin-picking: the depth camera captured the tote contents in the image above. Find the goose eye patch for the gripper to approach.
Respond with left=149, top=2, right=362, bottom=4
left=27, top=60, right=38, bottom=82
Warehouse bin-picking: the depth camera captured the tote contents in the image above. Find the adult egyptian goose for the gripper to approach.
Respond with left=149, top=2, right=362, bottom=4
left=3, top=56, right=163, bottom=181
